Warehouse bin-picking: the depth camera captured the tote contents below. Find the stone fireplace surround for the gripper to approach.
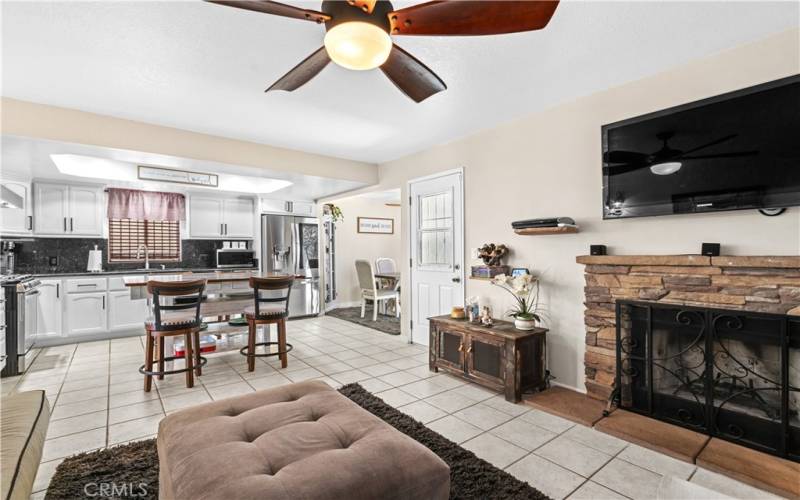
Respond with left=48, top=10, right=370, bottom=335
left=576, top=255, right=800, bottom=401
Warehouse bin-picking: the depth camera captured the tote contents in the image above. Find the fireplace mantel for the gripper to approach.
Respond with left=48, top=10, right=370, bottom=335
left=577, top=254, right=800, bottom=400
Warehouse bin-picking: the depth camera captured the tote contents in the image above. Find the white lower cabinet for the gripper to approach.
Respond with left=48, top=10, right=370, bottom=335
left=66, top=292, right=107, bottom=336
left=108, top=290, right=148, bottom=331
left=36, top=280, right=63, bottom=339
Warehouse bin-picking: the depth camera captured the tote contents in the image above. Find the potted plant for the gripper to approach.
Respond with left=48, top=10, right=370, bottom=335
left=323, top=203, right=343, bottom=224
left=491, top=273, right=541, bottom=330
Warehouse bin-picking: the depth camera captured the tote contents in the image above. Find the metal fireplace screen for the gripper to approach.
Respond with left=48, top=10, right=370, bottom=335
left=616, top=300, right=800, bottom=462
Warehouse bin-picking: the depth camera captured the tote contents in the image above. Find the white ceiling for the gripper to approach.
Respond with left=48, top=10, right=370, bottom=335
left=2, top=1, right=798, bottom=164
left=0, top=135, right=367, bottom=201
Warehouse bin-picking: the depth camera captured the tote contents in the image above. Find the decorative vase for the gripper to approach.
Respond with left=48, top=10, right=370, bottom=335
left=514, top=317, right=537, bottom=331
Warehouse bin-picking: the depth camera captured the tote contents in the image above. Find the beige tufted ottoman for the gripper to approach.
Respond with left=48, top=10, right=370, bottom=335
left=157, top=380, right=450, bottom=500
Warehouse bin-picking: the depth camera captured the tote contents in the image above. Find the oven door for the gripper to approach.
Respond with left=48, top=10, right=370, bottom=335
left=21, top=289, right=38, bottom=353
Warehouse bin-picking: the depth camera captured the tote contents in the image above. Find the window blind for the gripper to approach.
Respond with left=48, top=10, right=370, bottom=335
left=108, top=219, right=180, bottom=262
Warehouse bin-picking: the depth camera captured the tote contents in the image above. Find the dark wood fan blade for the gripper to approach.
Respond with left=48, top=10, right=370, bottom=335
left=347, top=0, right=377, bottom=14
left=604, top=150, right=649, bottom=164
left=680, top=134, right=737, bottom=156
left=680, top=151, right=759, bottom=160
left=388, top=1, right=559, bottom=36
left=206, top=1, right=330, bottom=23
left=380, top=44, right=446, bottom=102
left=603, top=164, right=648, bottom=176
left=266, top=47, right=330, bottom=92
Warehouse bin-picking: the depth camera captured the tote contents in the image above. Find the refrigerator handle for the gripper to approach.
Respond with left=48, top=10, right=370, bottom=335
left=292, top=222, right=300, bottom=276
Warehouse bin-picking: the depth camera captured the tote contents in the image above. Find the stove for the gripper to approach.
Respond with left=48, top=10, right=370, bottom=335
left=1, top=274, right=42, bottom=377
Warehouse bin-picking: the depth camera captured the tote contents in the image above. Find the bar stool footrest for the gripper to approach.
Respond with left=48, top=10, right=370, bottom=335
left=140, top=355, right=208, bottom=376
left=239, top=342, right=293, bottom=358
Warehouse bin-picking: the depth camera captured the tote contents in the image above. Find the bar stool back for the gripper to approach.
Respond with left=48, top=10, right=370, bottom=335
left=241, top=276, right=294, bottom=371
left=140, top=279, right=207, bottom=392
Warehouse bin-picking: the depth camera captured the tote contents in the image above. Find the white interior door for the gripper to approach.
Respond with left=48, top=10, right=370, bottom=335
left=409, top=170, right=464, bottom=345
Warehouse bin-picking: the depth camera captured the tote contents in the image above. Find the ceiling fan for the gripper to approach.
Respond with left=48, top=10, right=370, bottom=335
left=207, top=0, right=560, bottom=102
left=603, top=132, right=759, bottom=176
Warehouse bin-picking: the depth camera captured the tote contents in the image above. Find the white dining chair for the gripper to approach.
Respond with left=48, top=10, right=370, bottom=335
left=355, top=259, right=399, bottom=321
left=375, top=257, right=397, bottom=275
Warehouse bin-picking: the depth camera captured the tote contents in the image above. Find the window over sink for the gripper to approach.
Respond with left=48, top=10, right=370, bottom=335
left=108, top=219, right=180, bottom=262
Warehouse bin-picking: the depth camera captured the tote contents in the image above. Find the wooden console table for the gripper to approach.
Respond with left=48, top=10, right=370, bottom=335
left=428, top=316, right=547, bottom=402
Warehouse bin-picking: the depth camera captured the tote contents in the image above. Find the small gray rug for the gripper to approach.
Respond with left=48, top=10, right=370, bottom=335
left=326, top=306, right=400, bottom=335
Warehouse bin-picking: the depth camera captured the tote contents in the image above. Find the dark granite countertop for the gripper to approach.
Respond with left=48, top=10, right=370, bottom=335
left=33, top=266, right=258, bottom=278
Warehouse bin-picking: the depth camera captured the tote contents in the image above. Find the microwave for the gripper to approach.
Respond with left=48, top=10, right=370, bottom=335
left=216, top=248, right=255, bottom=268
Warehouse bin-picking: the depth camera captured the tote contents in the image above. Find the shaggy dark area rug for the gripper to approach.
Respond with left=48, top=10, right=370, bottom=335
left=45, top=384, right=548, bottom=499
left=338, top=384, right=549, bottom=500
left=326, top=306, right=401, bottom=335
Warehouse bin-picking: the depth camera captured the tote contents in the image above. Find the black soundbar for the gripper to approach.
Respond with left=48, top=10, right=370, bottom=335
left=511, top=217, right=576, bottom=229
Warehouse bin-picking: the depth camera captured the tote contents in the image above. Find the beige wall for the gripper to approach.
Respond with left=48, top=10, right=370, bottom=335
left=330, top=196, right=402, bottom=306
left=378, top=29, right=800, bottom=392
left=1, top=98, right=377, bottom=184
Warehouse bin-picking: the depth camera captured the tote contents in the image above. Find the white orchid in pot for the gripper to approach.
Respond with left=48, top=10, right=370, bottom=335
left=491, top=273, right=541, bottom=330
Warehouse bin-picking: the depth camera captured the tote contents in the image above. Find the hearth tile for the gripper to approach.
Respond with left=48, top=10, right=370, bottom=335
left=462, top=433, right=528, bottom=469
left=522, top=386, right=605, bottom=427
left=562, top=425, right=628, bottom=455
left=490, top=416, right=558, bottom=451
left=427, top=415, right=483, bottom=444
left=566, top=480, right=627, bottom=500
left=453, top=403, right=515, bottom=431
left=397, top=400, right=448, bottom=424
left=505, top=453, right=585, bottom=500
left=535, top=435, right=613, bottom=477
left=592, top=458, right=662, bottom=500
left=690, top=468, right=783, bottom=500
left=520, top=408, right=576, bottom=434
left=618, top=443, right=696, bottom=480
left=696, top=438, right=800, bottom=499
left=595, top=409, right=709, bottom=463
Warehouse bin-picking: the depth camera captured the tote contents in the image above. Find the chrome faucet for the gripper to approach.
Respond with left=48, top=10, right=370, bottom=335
left=136, top=244, right=150, bottom=270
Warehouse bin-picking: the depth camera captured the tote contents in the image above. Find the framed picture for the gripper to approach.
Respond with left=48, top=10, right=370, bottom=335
left=511, top=267, right=530, bottom=277
left=138, top=165, right=218, bottom=187
left=357, top=217, right=394, bottom=234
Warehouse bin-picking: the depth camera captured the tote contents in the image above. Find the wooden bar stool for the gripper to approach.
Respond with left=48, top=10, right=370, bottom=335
left=140, top=279, right=207, bottom=392
left=241, top=276, right=294, bottom=371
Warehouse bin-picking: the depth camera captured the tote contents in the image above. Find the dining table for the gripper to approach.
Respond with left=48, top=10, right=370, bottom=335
left=374, top=271, right=400, bottom=315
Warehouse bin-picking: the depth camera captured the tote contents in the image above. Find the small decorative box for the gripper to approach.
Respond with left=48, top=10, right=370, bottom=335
left=471, top=265, right=510, bottom=278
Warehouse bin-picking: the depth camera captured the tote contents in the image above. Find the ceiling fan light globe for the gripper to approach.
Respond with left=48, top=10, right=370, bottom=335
left=324, top=22, right=392, bottom=71
left=650, top=161, right=682, bottom=175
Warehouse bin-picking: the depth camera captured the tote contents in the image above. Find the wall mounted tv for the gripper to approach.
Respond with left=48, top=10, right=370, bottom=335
left=602, top=75, right=800, bottom=219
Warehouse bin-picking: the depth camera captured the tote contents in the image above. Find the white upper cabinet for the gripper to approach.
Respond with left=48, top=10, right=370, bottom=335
left=223, top=198, right=255, bottom=238
left=34, top=182, right=103, bottom=236
left=0, top=180, right=33, bottom=235
left=68, top=185, right=104, bottom=235
left=189, top=195, right=254, bottom=239
left=260, top=198, right=316, bottom=216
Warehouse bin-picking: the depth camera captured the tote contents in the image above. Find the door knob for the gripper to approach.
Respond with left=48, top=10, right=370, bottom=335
left=451, top=277, right=461, bottom=283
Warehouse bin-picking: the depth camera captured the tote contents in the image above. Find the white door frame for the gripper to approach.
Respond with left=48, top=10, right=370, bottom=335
left=407, top=167, right=465, bottom=344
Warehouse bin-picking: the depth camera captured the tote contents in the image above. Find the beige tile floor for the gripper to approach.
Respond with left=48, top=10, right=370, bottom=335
left=1, top=315, right=781, bottom=500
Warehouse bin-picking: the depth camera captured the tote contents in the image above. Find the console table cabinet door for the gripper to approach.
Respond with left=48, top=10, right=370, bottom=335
left=466, top=333, right=505, bottom=389
left=436, top=329, right=465, bottom=372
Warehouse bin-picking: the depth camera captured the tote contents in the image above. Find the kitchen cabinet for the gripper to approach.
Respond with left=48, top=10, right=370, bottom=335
left=189, top=195, right=254, bottom=239
left=36, top=279, right=63, bottom=339
left=65, top=292, right=107, bottom=336
left=0, top=180, right=33, bottom=235
left=34, top=182, right=103, bottom=236
left=108, top=290, right=147, bottom=331
left=260, top=198, right=316, bottom=216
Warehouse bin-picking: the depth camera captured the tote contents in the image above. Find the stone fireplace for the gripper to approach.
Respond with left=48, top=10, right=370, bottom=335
left=576, top=255, right=800, bottom=400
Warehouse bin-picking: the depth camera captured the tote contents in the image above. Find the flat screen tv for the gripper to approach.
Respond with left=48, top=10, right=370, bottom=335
left=602, top=75, right=800, bottom=219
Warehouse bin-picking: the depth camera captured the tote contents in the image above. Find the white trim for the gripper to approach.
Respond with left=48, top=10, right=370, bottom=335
left=407, top=167, right=466, bottom=344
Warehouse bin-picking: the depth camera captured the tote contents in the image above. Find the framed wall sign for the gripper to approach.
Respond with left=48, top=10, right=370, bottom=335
left=357, top=217, right=394, bottom=234
left=138, top=165, right=219, bottom=187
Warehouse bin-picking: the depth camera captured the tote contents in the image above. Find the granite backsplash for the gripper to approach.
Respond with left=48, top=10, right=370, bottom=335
left=11, top=238, right=242, bottom=274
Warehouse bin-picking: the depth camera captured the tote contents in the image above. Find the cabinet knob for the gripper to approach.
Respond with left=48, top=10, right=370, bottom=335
left=457, top=343, right=463, bottom=352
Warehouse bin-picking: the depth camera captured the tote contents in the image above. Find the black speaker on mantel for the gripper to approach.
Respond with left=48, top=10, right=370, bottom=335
left=590, top=245, right=607, bottom=256
left=701, top=243, right=721, bottom=256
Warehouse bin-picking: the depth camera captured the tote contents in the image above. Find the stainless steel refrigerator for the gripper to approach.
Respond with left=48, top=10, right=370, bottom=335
left=261, top=214, right=320, bottom=317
